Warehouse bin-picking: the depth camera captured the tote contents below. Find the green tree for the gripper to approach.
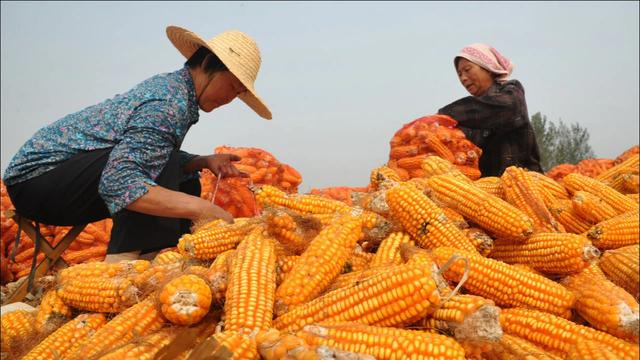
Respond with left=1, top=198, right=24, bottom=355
left=531, top=112, right=595, bottom=172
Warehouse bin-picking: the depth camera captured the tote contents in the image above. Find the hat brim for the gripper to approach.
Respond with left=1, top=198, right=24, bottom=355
left=166, top=26, right=272, bottom=120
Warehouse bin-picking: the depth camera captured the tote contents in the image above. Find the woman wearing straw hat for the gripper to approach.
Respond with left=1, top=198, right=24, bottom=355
left=438, top=43, right=542, bottom=177
left=2, top=26, right=271, bottom=261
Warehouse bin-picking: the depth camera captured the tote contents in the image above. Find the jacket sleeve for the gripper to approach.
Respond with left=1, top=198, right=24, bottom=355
left=98, top=100, right=179, bottom=215
left=438, top=82, right=527, bottom=136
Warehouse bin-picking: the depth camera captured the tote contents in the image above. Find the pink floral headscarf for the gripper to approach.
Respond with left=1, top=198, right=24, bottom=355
left=455, top=43, right=514, bottom=83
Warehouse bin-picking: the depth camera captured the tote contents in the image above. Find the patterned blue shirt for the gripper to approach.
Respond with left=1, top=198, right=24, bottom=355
left=3, top=66, right=201, bottom=215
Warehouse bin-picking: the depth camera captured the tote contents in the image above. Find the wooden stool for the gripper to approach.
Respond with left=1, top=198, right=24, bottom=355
left=4, top=209, right=86, bottom=304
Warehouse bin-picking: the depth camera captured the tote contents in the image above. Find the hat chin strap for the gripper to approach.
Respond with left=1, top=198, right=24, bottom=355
left=195, top=72, right=215, bottom=104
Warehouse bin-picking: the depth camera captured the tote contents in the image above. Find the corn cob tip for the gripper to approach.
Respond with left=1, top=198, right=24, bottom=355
left=583, top=245, right=601, bottom=262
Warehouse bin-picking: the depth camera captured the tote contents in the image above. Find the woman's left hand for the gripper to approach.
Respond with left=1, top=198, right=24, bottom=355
left=202, top=154, right=249, bottom=178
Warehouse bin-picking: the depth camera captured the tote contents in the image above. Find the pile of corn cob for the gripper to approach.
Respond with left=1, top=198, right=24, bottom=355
left=1, top=153, right=639, bottom=360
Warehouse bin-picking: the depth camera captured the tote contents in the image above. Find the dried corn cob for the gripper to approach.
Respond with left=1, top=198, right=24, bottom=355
left=177, top=221, right=253, bottom=260
left=273, top=262, right=441, bottom=332
left=369, top=232, right=414, bottom=267
left=369, top=165, right=401, bottom=190
left=256, top=328, right=317, bottom=360
left=254, top=184, right=351, bottom=214
left=567, top=340, right=622, bottom=360
left=488, top=233, right=600, bottom=275
left=473, top=176, right=504, bottom=199
left=622, top=173, right=640, bottom=193
left=0, top=310, right=36, bottom=353
left=207, top=249, right=235, bottom=302
left=427, top=174, right=535, bottom=240
left=528, top=171, right=570, bottom=200
left=324, top=265, right=395, bottom=293
left=561, top=262, right=639, bottom=341
left=132, top=262, right=181, bottom=293
left=587, top=210, right=639, bottom=250
left=57, top=275, right=140, bottom=313
left=345, top=247, right=374, bottom=273
left=398, top=154, right=429, bottom=170
left=629, top=193, right=640, bottom=203
left=462, top=227, right=494, bottom=256
left=421, top=155, right=473, bottom=183
left=275, top=254, right=298, bottom=286
left=266, top=209, right=322, bottom=255
left=65, top=298, right=165, bottom=360
left=152, top=251, right=184, bottom=266
left=35, top=289, right=72, bottom=332
left=596, top=153, right=640, bottom=184
left=198, top=331, right=259, bottom=360
left=599, top=245, right=639, bottom=300
left=275, top=215, right=362, bottom=314
left=22, top=313, right=106, bottom=360
left=225, top=226, right=277, bottom=332
left=563, top=173, right=638, bottom=214
left=57, top=260, right=150, bottom=283
left=482, top=333, right=563, bottom=360
left=159, top=274, right=212, bottom=326
left=441, top=207, right=469, bottom=229
left=432, top=247, right=575, bottom=318
left=501, top=166, right=563, bottom=233
left=548, top=199, right=594, bottom=234
left=499, top=307, right=639, bottom=359
left=385, top=182, right=477, bottom=252
left=572, top=190, right=618, bottom=223
left=97, top=328, right=178, bottom=360
left=297, top=322, right=466, bottom=360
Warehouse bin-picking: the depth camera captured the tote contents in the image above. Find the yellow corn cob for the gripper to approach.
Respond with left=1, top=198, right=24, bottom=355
left=225, top=226, right=277, bottom=332
left=398, top=154, right=429, bottom=170
left=596, top=153, right=640, bottom=184
left=432, top=247, right=575, bottom=318
left=548, top=199, right=594, bottom=234
left=255, top=184, right=352, bottom=214
left=369, top=165, right=401, bottom=191
left=421, top=155, right=473, bottom=183
left=499, top=307, right=639, bottom=359
left=57, top=260, right=151, bottom=284
left=0, top=310, right=36, bottom=354
left=35, top=289, right=72, bottom=332
left=563, top=172, right=638, bottom=214
left=462, top=227, right=494, bottom=256
left=97, top=328, right=178, bottom=360
left=65, top=298, right=165, bottom=360
left=623, top=173, right=640, bottom=193
left=427, top=174, right=535, bottom=240
left=132, top=262, right=181, bottom=293
left=501, top=166, right=564, bottom=233
left=567, top=339, right=623, bottom=360
left=482, top=333, right=563, bottom=360
left=152, top=251, right=184, bottom=266
left=266, top=209, right=322, bottom=255
left=528, top=171, right=571, bottom=200
left=629, top=193, right=640, bottom=203
left=352, top=189, right=390, bottom=216
left=561, top=262, right=639, bottom=341
left=324, top=265, right=395, bottom=293
left=177, top=221, right=253, bottom=260
left=22, top=313, right=106, bottom=360
left=275, top=215, right=362, bottom=314
left=572, top=190, right=618, bottom=223
left=385, top=182, right=478, bottom=252
left=488, top=233, right=600, bottom=276
left=273, top=262, right=441, bottom=332
left=441, top=206, right=469, bottom=229
left=599, top=245, right=639, bottom=300
left=57, top=275, right=140, bottom=313
left=201, top=331, right=259, bottom=360
left=473, top=176, right=504, bottom=199
left=369, top=232, right=414, bottom=267
left=587, top=210, right=640, bottom=250
left=256, top=328, right=317, bottom=360
left=206, top=249, right=235, bottom=303
left=159, top=274, right=212, bottom=326
left=296, top=322, right=466, bottom=360
left=344, top=245, right=374, bottom=272
left=275, top=255, right=298, bottom=288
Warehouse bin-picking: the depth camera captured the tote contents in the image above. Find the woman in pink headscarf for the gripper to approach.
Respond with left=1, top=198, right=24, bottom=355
left=438, top=43, right=542, bottom=177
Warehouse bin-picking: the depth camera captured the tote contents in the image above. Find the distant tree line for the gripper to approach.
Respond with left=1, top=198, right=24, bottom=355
left=530, top=112, right=595, bottom=172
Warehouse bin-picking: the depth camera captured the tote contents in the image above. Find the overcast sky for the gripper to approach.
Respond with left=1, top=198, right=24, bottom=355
left=2, top=1, right=638, bottom=192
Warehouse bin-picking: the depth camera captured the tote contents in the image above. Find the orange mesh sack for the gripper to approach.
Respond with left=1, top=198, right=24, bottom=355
left=574, top=158, right=615, bottom=178
left=199, top=146, right=303, bottom=218
left=615, top=145, right=639, bottom=165
left=308, top=186, right=370, bottom=206
left=388, top=115, right=482, bottom=180
left=545, top=164, right=577, bottom=181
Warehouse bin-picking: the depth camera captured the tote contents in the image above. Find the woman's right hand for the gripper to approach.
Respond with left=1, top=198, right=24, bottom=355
left=196, top=202, right=234, bottom=224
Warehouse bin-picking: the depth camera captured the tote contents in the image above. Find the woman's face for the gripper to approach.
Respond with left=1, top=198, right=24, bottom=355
left=456, top=58, right=495, bottom=97
left=198, top=71, right=247, bottom=112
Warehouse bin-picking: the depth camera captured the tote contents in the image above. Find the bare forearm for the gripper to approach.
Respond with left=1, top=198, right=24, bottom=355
left=125, top=185, right=208, bottom=221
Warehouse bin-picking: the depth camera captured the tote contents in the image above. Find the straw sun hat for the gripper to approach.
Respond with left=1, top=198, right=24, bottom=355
left=166, top=25, right=272, bottom=120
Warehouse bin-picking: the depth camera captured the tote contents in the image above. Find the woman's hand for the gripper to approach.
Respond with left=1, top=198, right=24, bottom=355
left=185, top=154, right=249, bottom=178
left=196, top=202, right=234, bottom=224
